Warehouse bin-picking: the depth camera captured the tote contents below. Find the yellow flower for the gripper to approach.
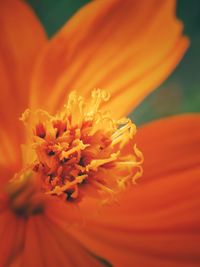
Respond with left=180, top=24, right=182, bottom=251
left=0, top=1, right=199, bottom=267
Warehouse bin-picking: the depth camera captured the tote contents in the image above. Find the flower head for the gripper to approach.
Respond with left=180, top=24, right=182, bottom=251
left=20, top=90, right=143, bottom=204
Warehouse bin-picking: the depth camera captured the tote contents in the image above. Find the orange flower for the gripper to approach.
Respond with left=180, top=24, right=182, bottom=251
left=0, top=1, right=199, bottom=267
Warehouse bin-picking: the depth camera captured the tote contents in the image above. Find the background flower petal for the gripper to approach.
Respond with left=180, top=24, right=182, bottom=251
left=30, top=0, right=188, bottom=119
left=0, top=0, right=47, bottom=169
left=69, top=114, right=200, bottom=267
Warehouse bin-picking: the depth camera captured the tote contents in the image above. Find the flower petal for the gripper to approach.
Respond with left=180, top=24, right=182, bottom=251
left=0, top=198, right=107, bottom=267
left=0, top=0, right=47, bottom=164
left=0, top=211, right=25, bottom=267
left=70, top=114, right=200, bottom=267
left=0, top=0, right=47, bottom=112
left=31, top=0, right=188, bottom=118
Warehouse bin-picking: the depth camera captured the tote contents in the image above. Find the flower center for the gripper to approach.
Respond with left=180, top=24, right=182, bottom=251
left=21, top=90, right=143, bottom=203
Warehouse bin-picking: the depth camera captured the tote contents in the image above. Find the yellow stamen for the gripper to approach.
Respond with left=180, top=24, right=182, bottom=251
left=86, top=152, right=119, bottom=172
left=20, top=90, right=143, bottom=203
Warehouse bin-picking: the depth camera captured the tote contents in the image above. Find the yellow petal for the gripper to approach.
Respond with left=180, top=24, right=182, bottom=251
left=31, top=0, right=188, bottom=119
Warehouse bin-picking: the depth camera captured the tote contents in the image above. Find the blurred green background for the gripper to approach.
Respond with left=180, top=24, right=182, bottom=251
left=27, top=0, right=200, bottom=125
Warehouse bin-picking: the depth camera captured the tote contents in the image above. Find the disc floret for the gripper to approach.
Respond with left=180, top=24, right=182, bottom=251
left=21, top=90, right=143, bottom=202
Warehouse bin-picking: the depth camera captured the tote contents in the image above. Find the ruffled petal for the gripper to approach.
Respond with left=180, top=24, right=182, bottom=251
left=69, top=114, right=200, bottom=267
left=0, top=0, right=47, bottom=165
left=31, top=0, right=188, bottom=119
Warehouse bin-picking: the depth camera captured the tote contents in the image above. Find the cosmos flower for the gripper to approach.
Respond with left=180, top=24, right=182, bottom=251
left=0, top=0, right=199, bottom=267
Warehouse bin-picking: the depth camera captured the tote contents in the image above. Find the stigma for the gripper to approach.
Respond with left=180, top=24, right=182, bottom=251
left=21, top=90, right=143, bottom=203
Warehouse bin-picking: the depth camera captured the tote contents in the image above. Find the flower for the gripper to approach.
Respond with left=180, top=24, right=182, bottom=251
left=0, top=1, right=199, bottom=267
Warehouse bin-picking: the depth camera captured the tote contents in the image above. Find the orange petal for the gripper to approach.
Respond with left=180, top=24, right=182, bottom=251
left=0, top=60, right=23, bottom=172
left=69, top=114, right=200, bottom=267
left=0, top=0, right=47, bottom=166
left=22, top=214, right=107, bottom=267
left=0, top=201, right=107, bottom=267
left=31, top=0, right=188, bottom=119
left=30, top=216, right=106, bottom=267
left=0, top=0, right=47, bottom=113
left=0, top=211, right=25, bottom=267
left=0, top=129, right=22, bottom=176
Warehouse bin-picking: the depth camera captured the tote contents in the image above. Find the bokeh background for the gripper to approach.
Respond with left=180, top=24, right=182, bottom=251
left=27, top=0, right=200, bottom=125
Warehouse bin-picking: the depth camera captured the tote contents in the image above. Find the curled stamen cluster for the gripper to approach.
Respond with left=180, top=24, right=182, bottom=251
left=21, top=90, right=143, bottom=202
